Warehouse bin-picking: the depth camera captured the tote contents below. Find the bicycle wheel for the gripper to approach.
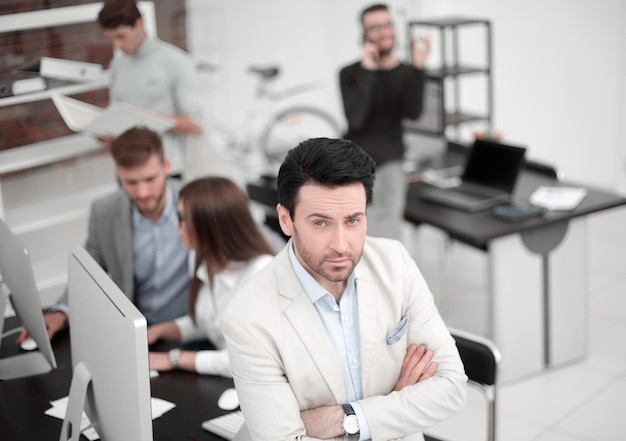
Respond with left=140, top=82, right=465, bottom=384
left=259, top=106, right=342, bottom=169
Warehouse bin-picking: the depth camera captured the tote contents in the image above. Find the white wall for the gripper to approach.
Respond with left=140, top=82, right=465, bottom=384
left=186, top=0, right=625, bottom=192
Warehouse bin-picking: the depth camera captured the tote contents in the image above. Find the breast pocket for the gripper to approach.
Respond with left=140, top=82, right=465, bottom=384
left=386, top=314, right=409, bottom=346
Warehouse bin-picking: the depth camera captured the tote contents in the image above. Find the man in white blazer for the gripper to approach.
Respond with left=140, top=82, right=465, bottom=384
left=221, top=137, right=467, bottom=441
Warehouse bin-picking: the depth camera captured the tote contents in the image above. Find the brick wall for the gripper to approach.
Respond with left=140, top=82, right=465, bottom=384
left=0, top=0, right=188, bottom=152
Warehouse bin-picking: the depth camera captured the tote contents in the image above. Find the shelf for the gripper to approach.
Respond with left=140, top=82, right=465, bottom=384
left=425, top=65, right=489, bottom=79
left=0, top=133, right=101, bottom=176
left=409, top=17, right=489, bottom=27
left=403, top=111, right=489, bottom=136
left=5, top=182, right=117, bottom=235
left=0, top=76, right=108, bottom=108
left=446, top=111, right=488, bottom=126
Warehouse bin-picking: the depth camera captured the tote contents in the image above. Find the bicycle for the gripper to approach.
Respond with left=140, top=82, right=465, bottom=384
left=196, top=63, right=343, bottom=177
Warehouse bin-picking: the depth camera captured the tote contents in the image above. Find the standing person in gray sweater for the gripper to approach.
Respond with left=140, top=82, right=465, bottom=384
left=97, top=0, right=203, bottom=178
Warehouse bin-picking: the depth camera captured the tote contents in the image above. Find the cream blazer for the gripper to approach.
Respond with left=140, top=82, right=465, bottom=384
left=221, top=237, right=467, bottom=441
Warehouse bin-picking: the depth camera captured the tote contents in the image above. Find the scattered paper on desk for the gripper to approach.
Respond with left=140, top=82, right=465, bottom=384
left=45, top=397, right=98, bottom=440
left=529, top=186, right=588, bottom=210
left=45, top=396, right=176, bottom=440
left=151, top=397, right=176, bottom=418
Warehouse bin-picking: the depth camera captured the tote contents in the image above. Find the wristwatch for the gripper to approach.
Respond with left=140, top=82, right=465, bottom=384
left=168, top=348, right=181, bottom=369
left=341, top=403, right=360, bottom=439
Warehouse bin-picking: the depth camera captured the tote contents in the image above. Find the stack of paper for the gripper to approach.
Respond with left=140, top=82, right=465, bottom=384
left=529, top=186, right=588, bottom=210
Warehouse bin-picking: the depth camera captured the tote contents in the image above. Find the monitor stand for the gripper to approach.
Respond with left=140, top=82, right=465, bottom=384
left=0, top=285, right=54, bottom=380
left=59, top=361, right=93, bottom=441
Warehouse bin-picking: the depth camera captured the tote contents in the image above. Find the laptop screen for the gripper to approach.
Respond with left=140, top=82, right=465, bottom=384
left=462, top=139, right=527, bottom=192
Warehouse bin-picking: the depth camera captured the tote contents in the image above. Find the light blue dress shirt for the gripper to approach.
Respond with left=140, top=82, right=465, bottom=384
left=288, top=243, right=371, bottom=440
left=131, top=183, right=188, bottom=324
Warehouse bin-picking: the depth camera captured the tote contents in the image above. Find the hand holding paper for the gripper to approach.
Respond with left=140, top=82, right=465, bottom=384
left=51, top=93, right=175, bottom=139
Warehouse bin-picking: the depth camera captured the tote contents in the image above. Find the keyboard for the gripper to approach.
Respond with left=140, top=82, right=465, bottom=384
left=201, top=411, right=244, bottom=440
left=419, top=183, right=510, bottom=213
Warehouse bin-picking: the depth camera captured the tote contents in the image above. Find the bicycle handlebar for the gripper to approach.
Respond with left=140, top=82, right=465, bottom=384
left=248, top=66, right=281, bottom=81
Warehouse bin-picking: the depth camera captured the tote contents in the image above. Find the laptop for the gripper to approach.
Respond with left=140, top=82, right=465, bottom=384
left=418, top=139, right=527, bottom=212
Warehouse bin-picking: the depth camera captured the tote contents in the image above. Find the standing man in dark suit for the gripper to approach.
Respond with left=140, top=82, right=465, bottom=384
left=19, top=127, right=189, bottom=342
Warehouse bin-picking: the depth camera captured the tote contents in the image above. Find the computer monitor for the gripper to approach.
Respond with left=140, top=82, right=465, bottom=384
left=60, top=246, right=152, bottom=441
left=0, top=218, right=57, bottom=380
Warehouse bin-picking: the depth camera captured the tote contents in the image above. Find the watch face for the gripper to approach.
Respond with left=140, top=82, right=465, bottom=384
left=343, top=414, right=359, bottom=435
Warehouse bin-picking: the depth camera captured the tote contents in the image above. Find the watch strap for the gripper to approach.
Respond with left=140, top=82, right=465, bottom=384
left=342, top=403, right=356, bottom=416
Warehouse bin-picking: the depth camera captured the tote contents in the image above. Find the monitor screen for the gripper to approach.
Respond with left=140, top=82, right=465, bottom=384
left=61, top=246, right=152, bottom=441
left=0, top=218, right=57, bottom=380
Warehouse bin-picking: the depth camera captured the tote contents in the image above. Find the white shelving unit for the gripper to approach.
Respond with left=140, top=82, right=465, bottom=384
left=405, top=17, right=493, bottom=140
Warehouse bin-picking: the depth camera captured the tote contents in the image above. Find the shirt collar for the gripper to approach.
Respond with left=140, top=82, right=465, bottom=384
left=288, top=240, right=357, bottom=304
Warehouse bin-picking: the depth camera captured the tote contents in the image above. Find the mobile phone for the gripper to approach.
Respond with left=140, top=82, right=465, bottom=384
left=362, top=36, right=381, bottom=56
left=492, top=203, right=545, bottom=223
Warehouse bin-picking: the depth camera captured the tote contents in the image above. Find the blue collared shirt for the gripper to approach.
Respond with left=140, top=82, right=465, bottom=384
left=288, top=243, right=371, bottom=440
left=131, top=182, right=188, bottom=324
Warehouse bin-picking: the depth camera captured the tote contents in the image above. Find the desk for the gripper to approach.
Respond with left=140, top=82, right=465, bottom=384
left=0, top=317, right=232, bottom=440
left=404, top=157, right=626, bottom=381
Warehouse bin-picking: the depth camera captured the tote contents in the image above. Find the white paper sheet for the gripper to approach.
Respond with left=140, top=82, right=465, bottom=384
left=529, top=186, right=588, bottom=210
left=45, top=395, right=176, bottom=440
left=51, top=93, right=175, bottom=138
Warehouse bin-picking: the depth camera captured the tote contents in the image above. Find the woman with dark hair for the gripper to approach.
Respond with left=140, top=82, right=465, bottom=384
left=147, top=177, right=275, bottom=376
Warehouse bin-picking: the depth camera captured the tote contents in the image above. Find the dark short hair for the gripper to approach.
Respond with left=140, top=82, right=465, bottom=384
left=360, top=3, right=389, bottom=27
left=97, top=0, right=142, bottom=29
left=277, top=137, right=376, bottom=218
left=110, top=126, right=164, bottom=168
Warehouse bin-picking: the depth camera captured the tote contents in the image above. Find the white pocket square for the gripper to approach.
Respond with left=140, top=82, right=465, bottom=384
left=387, top=314, right=409, bottom=345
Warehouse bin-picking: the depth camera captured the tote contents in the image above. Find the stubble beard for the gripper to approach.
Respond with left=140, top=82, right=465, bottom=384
left=293, top=236, right=360, bottom=284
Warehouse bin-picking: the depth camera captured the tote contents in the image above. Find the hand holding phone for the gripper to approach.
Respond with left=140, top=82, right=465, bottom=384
left=362, top=36, right=381, bottom=70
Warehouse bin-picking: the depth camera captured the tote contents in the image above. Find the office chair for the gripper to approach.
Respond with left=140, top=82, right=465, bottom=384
left=524, top=158, right=561, bottom=181
left=425, top=328, right=501, bottom=441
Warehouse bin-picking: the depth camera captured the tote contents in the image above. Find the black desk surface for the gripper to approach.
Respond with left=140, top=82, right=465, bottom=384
left=405, top=166, right=626, bottom=250
left=0, top=316, right=232, bottom=441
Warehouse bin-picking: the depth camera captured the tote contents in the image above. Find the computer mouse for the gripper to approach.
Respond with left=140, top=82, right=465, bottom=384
left=20, top=337, right=38, bottom=351
left=217, top=388, right=239, bottom=411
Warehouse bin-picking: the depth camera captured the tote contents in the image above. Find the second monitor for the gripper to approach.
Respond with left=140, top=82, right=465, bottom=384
left=60, top=246, right=153, bottom=441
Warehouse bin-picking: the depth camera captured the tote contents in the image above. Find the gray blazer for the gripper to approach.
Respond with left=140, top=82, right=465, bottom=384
left=222, top=237, right=468, bottom=441
left=56, top=180, right=182, bottom=309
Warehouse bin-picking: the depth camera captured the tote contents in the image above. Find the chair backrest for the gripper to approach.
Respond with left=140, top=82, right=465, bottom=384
left=451, top=329, right=500, bottom=386
left=450, top=328, right=501, bottom=441
left=524, top=159, right=561, bottom=180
